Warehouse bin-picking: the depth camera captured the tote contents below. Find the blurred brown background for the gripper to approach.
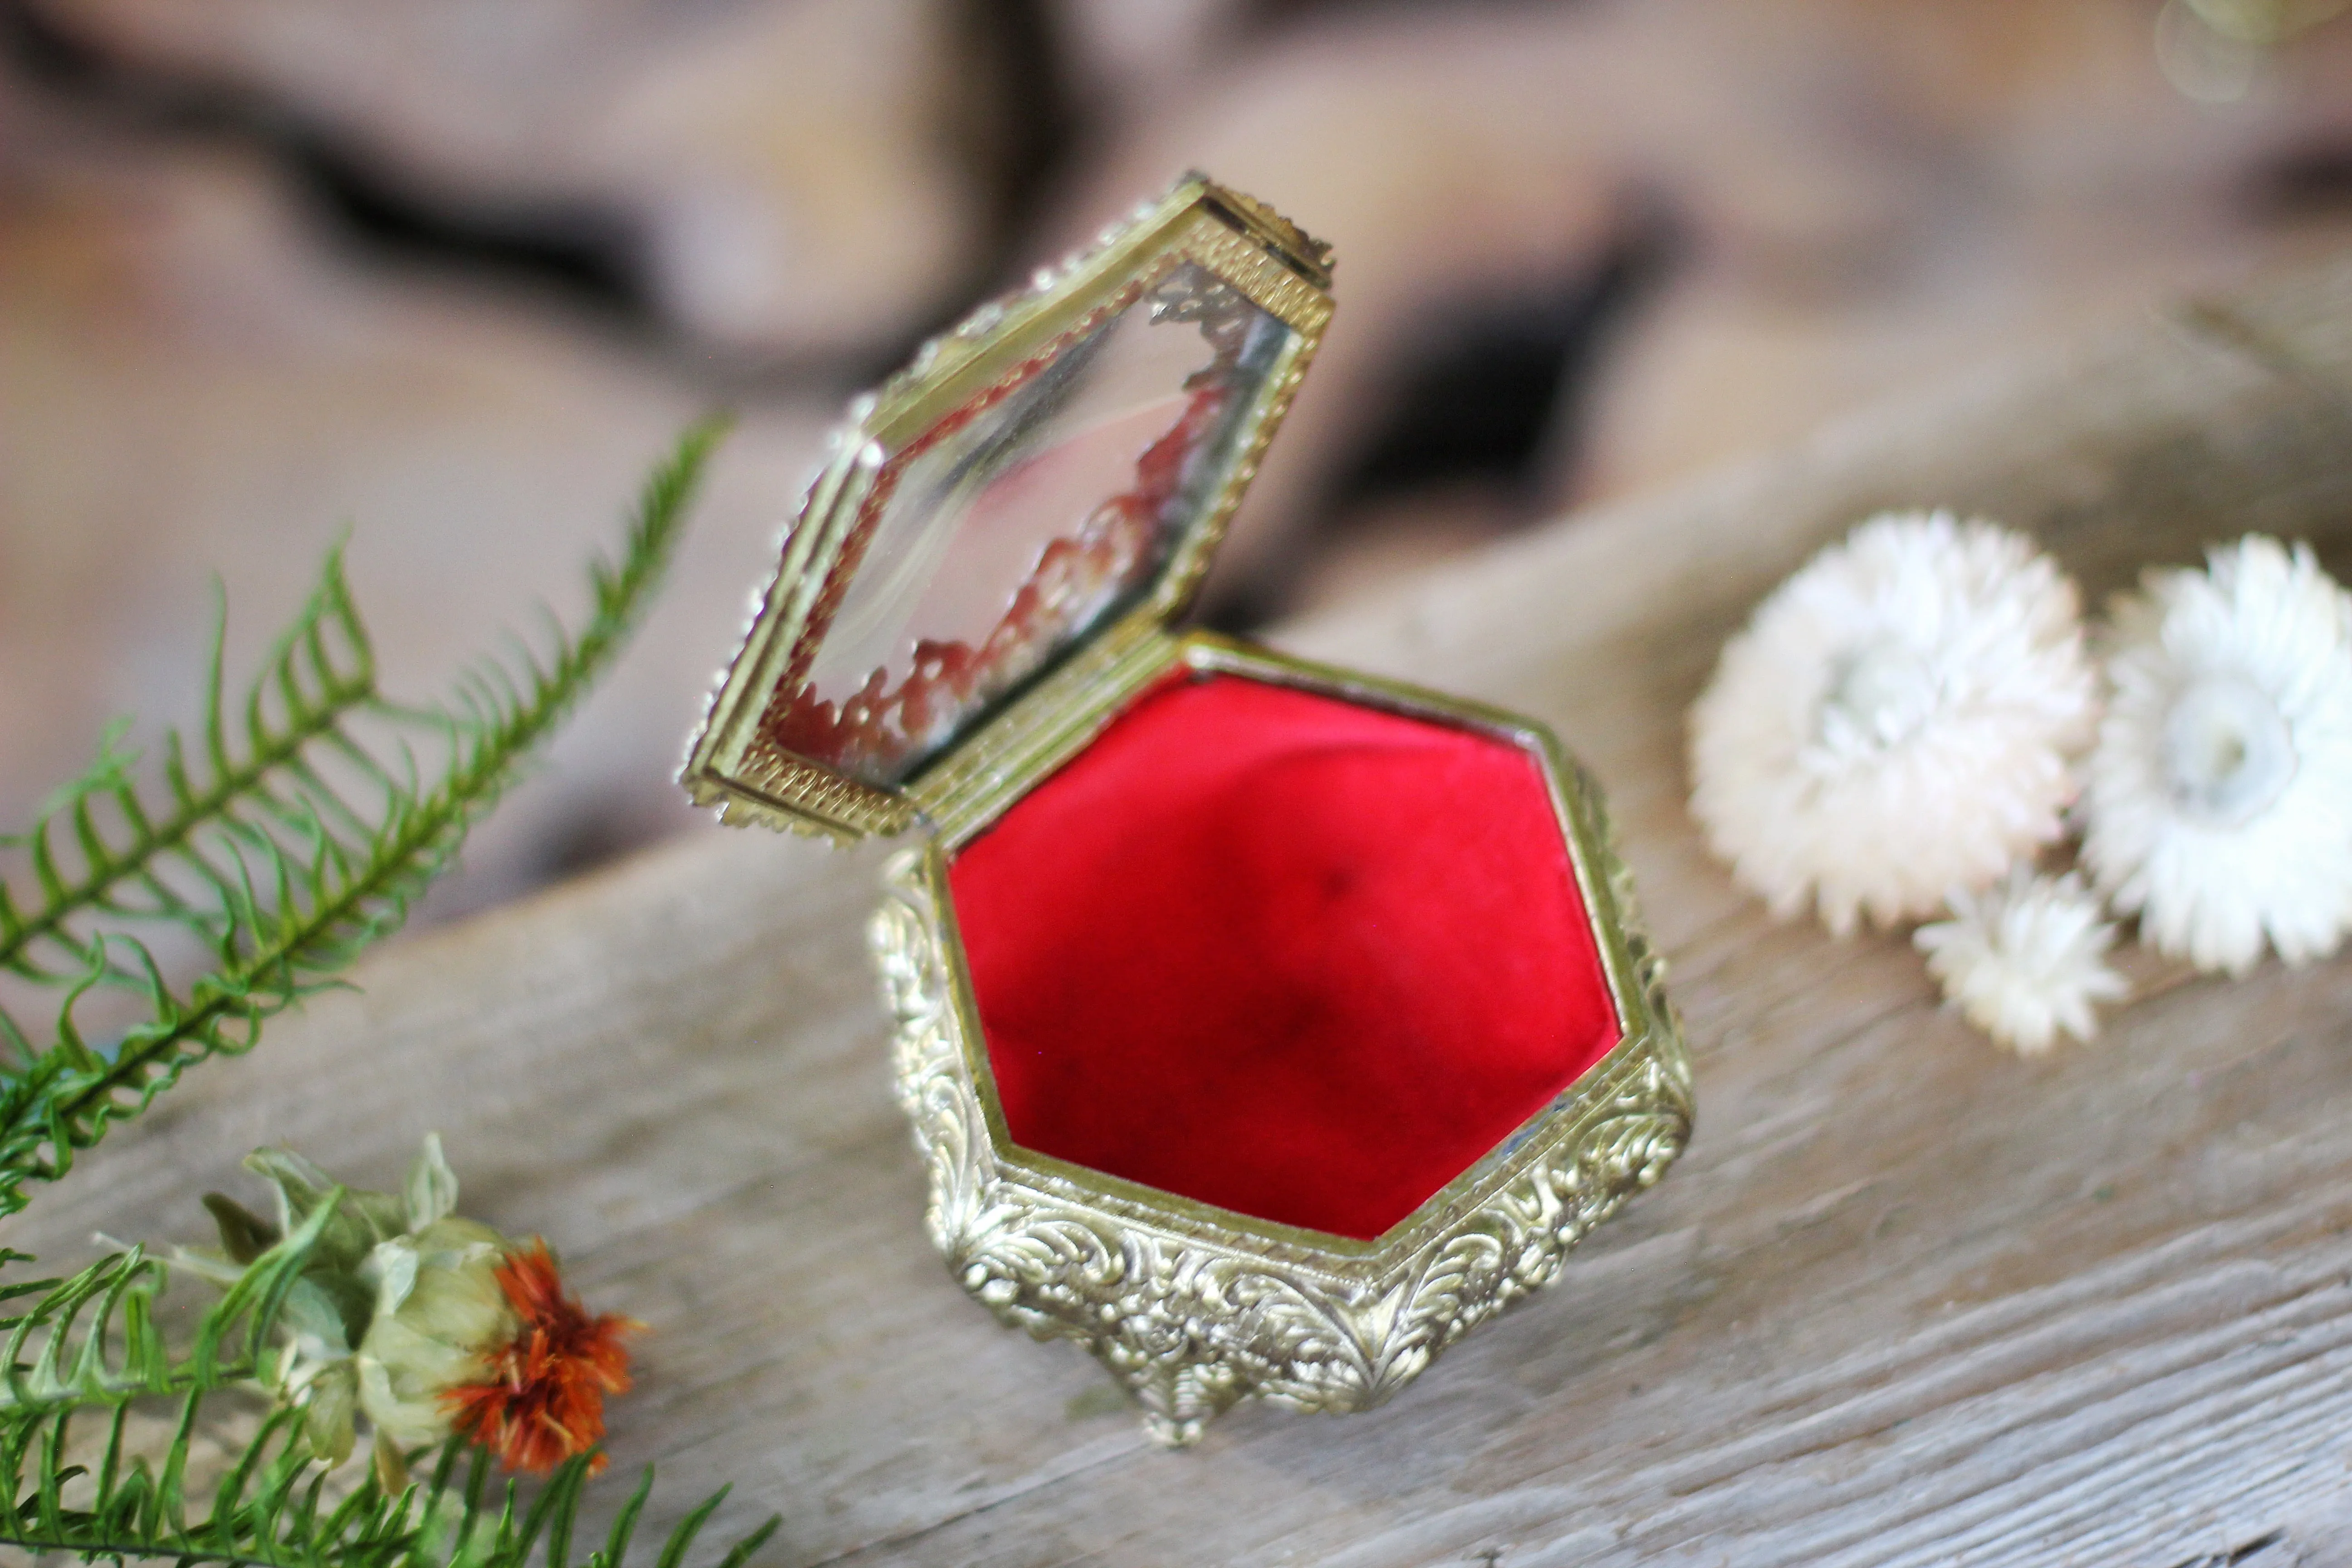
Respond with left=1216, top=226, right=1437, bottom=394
left=5, top=0, right=2350, bottom=914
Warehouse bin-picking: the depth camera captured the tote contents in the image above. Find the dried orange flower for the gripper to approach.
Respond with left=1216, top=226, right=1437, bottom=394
left=443, top=1241, right=642, bottom=1475
left=163, top=1135, right=644, bottom=1485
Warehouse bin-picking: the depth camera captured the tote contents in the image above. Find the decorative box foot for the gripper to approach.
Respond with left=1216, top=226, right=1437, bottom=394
left=1122, top=1361, right=1240, bottom=1449
left=1142, top=1412, right=1204, bottom=1448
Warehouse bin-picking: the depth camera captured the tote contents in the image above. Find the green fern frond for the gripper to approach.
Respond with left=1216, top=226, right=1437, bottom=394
left=0, top=1391, right=780, bottom=1568
left=0, top=420, right=727, bottom=1221
left=0, top=1192, right=339, bottom=1422
left=0, top=554, right=375, bottom=975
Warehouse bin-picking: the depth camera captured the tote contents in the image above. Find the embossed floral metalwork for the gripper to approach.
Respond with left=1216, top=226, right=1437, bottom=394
left=676, top=169, right=1695, bottom=1444
left=867, top=754, right=1693, bottom=1447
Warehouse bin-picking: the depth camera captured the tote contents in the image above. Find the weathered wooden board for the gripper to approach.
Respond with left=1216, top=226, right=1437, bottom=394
left=11, top=257, right=2352, bottom=1568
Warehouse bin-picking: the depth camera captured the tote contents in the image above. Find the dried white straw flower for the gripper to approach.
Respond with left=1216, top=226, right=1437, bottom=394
left=2081, top=535, right=2352, bottom=976
left=1689, top=510, right=2098, bottom=934
left=1915, top=868, right=2128, bottom=1054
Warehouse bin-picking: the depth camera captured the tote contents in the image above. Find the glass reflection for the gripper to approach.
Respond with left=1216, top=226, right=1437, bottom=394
left=763, top=264, right=1290, bottom=784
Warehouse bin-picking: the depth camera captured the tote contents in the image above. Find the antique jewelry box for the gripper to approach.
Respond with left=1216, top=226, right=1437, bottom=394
left=682, top=176, right=1693, bottom=1446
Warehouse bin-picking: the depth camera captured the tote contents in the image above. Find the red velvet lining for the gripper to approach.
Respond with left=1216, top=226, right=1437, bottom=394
left=946, top=673, right=1620, bottom=1241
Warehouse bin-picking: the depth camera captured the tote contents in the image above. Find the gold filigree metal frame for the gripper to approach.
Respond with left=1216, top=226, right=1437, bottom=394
left=866, top=632, right=1694, bottom=1446
left=681, top=175, right=1333, bottom=843
left=678, top=175, right=1696, bottom=1446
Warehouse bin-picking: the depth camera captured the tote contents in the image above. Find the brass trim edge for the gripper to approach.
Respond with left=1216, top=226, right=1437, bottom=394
left=867, top=650, right=1692, bottom=1445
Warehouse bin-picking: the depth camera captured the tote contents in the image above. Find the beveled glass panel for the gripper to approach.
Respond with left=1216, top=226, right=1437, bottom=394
left=763, top=263, right=1292, bottom=784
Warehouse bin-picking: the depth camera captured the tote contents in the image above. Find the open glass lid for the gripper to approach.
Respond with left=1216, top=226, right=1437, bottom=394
left=684, top=175, right=1334, bottom=841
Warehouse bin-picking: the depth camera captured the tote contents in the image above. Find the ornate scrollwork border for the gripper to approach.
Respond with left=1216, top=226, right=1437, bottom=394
left=866, top=769, right=1694, bottom=1446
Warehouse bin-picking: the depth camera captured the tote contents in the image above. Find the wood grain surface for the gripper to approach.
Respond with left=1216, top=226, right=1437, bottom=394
left=11, top=256, right=2352, bottom=1568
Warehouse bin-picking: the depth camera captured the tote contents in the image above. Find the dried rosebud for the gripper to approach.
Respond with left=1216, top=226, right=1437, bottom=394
left=153, top=1133, right=641, bottom=1485
left=354, top=1216, right=521, bottom=1455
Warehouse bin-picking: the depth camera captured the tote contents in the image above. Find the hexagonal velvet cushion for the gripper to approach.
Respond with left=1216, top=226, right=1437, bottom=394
left=947, top=672, right=1620, bottom=1241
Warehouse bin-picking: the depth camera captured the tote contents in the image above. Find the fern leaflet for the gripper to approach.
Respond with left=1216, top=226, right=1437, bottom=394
left=0, top=1225, right=779, bottom=1565
left=0, top=420, right=727, bottom=1221
left=0, top=1391, right=779, bottom=1568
